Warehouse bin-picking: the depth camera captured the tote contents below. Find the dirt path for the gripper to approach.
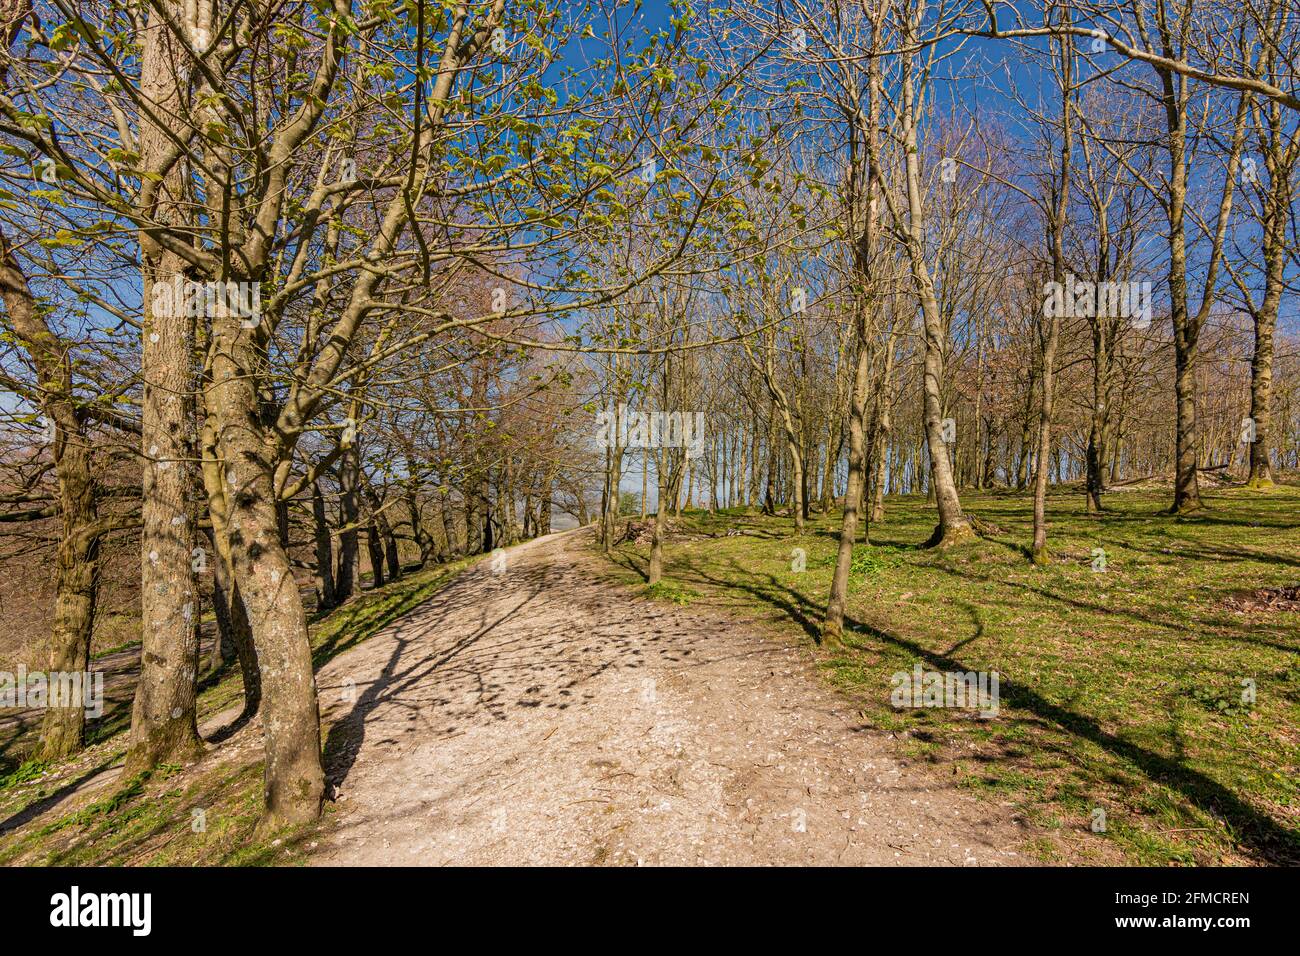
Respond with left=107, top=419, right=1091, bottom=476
left=310, top=529, right=1028, bottom=866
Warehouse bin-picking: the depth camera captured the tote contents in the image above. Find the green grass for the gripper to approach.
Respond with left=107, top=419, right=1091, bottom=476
left=0, top=759, right=48, bottom=791
left=602, top=483, right=1300, bottom=865
left=91, top=638, right=142, bottom=660
left=644, top=580, right=700, bottom=606
left=0, top=555, right=476, bottom=866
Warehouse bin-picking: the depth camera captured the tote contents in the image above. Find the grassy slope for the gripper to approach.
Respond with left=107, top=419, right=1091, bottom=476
left=0, top=556, right=475, bottom=866
left=601, top=484, right=1300, bottom=865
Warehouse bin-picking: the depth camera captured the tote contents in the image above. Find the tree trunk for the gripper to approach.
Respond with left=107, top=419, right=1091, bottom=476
left=761, top=376, right=805, bottom=533
left=438, top=492, right=457, bottom=559
left=768, top=376, right=805, bottom=533
left=366, top=521, right=385, bottom=589
left=40, top=464, right=100, bottom=760
left=479, top=475, right=493, bottom=553
left=648, top=466, right=665, bottom=586
left=1158, top=51, right=1247, bottom=511
left=822, top=315, right=872, bottom=649
left=127, top=4, right=204, bottom=774
left=895, top=26, right=970, bottom=547
left=601, top=443, right=624, bottom=552
left=821, top=419, right=836, bottom=512
left=335, top=447, right=359, bottom=601
left=762, top=398, right=778, bottom=515
left=869, top=332, right=896, bottom=523
left=1085, top=319, right=1109, bottom=513
left=312, top=480, right=337, bottom=610
left=382, top=514, right=401, bottom=581
left=1246, top=170, right=1285, bottom=488
left=212, top=350, right=325, bottom=826
left=1033, top=23, right=1073, bottom=563
left=200, top=421, right=261, bottom=714
left=1, top=227, right=106, bottom=760
left=538, top=472, right=553, bottom=534
left=406, top=484, right=435, bottom=566
left=208, top=526, right=260, bottom=715
left=1017, top=359, right=1037, bottom=489
left=1032, top=314, right=1061, bottom=562
left=1171, top=332, right=1202, bottom=512
left=364, top=484, right=400, bottom=582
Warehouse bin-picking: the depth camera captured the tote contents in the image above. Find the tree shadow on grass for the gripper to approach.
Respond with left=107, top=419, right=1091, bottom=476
left=605, top=548, right=649, bottom=583
left=686, top=561, right=823, bottom=641
left=933, top=563, right=1300, bottom=657
left=1146, top=540, right=1300, bottom=571
left=652, top=554, right=1300, bottom=864
left=0, top=752, right=121, bottom=835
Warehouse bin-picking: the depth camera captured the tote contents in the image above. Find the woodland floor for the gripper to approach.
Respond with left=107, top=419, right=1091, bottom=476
left=0, top=484, right=1294, bottom=866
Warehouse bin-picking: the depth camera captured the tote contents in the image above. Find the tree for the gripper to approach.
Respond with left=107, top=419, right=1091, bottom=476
left=125, top=0, right=205, bottom=775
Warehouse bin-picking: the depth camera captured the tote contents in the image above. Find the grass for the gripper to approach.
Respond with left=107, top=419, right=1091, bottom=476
left=644, top=580, right=700, bottom=606
left=600, top=483, right=1300, bottom=866
left=91, top=638, right=142, bottom=660
left=0, top=759, right=48, bottom=791
left=0, top=555, right=476, bottom=866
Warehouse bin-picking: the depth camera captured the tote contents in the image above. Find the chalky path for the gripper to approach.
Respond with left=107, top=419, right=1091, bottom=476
left=311, top=529, right=1026, bottom=865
